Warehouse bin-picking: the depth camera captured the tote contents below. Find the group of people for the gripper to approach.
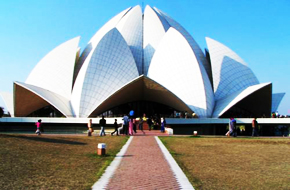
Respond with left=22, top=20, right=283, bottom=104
left=120, top=113, right=167, bottom=135
left=174, top=111, right=198, bottom=119
left=87, top=115, right=107, bottom=136
left=226, top=117, right=259, bottom=137
left=86, top=112, right=167, bottom=136
left=35, top=114, right=288, bottom=137
left=119, top=113, right=137, bottom=136
left=271, top=111, right=290, bottom=118
left=146, top=115, right=167, bottom=132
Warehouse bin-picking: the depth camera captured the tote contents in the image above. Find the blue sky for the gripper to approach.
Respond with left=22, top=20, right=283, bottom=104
left=0, top=0, right=289, bottom=115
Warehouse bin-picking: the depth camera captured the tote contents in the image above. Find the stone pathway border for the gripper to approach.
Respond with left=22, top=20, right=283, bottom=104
left=92, top=136, right=194, bottom=189
left=92, top=136, right=134, bottom=189
left=155, top=136, right=194, bottom=190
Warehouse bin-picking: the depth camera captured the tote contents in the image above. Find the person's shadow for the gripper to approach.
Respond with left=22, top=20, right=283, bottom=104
left=1, top=134, right=87, bottom=145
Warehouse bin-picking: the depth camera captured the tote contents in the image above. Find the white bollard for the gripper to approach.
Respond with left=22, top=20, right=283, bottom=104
left=168, top=128, right=173, bottom=135
left=98, top=143, right=106, bottom=155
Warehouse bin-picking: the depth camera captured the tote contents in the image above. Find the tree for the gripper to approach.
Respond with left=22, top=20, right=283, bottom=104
left=0, top=107, right=4, bottom=118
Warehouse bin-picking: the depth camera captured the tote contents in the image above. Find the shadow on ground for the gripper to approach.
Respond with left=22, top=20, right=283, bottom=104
left=0, top=134, right=87, bottom=145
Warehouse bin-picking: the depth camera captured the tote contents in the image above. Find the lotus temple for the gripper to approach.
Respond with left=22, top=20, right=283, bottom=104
left=0, top=5, right=285, bottom=119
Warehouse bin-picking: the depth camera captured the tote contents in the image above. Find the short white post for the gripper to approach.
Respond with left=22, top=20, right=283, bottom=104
left=98, top=143, right=106, bottom=155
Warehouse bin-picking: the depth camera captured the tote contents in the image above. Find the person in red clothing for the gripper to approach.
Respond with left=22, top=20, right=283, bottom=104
left=252, top=118, right=259, bottom=137
left=35, top=119, right=42, bottom=135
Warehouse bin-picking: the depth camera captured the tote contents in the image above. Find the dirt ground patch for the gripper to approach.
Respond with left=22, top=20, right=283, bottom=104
left=0, top=134, right=128, bottom=189
left=160, top=136, right=290, bottom=190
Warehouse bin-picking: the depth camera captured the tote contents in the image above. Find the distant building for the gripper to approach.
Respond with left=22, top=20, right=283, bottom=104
left=0, top=5, right=284, bottom=118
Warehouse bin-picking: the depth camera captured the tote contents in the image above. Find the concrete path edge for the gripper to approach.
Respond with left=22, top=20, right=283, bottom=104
left=92, top=136, right=134, bottom=189
left=155, top=136, right=195, bottom=190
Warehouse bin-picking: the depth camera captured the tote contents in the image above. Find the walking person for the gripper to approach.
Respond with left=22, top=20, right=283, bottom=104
left=185, top=111, right=188, bottom=119
left=138, top=116, right=143, bottom=130
left=153, top=115, right=160, bottom=130
left=122, top=114, right=129, bottom=135
left=147, top=117, right=153, bottom=131
left=111, top=119, right=119, bottom=136
left=99, top=116, right=106, bottom=136
left=133, top=117, right=137, bottom=133
left=160, top=117, right=166, bottom=133
left=129, top=118, right=134, bottom=135
left=87, top=119, right=94, bottom=136
left=226, top=118, right=235, bottom=137
left=118, top=124, right=124, bottom=135
left=231, top=118, right=237, bottom=137
left=35, top=119, right=42, bottom=135
left=138, top=115, right=145, bottom=134
left=252, top=118, right=259, bottom=137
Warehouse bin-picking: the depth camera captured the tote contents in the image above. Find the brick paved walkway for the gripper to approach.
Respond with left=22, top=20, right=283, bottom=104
left=105, top=136, right=181, bottom=189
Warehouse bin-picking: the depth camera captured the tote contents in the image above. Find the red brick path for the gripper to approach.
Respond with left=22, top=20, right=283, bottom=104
left=105, top=136, right=180, bottom=189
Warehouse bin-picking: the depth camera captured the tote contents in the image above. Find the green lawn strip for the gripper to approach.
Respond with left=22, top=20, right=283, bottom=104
left=159, top=136, right=290, bottom=190
left=0, top=134, right=128, bottom=190
left=160, top=136, right=203, bottom=188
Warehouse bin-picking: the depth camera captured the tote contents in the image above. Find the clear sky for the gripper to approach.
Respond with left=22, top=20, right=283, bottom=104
left=0, top=0, right=289, bottom=115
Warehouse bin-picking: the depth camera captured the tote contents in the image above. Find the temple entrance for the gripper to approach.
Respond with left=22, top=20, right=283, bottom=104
left=97, top=101, right=180, bottom=130
left=99, top=101, right=177, bottom=118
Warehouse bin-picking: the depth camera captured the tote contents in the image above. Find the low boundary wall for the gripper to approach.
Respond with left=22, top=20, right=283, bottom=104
left=0, top=117, right=289, bottom=136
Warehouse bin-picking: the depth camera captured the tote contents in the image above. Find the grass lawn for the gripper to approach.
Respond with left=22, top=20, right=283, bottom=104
left=159, top=136, right=290, bottom=190
left=0, top=134, right=128, bottom=190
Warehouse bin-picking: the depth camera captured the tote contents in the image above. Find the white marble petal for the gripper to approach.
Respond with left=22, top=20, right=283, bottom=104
left=148, top=28, right=214, bottom=118
left=73, top=7, right=132, bottom=84
left=143, top=5, right=170, bottom=75
left=206, top=37, right=259, bottom=101
left=15, top=82, right=74, bottom=117
left=154, top=7, right=212, bottom=80
left=26, top=37, right=80, bottom=99
left=72, top=28, right=139, bottom=117
left=212, top=83, right=271, bottom=118
left=117, top=5, right=143, bottom=75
